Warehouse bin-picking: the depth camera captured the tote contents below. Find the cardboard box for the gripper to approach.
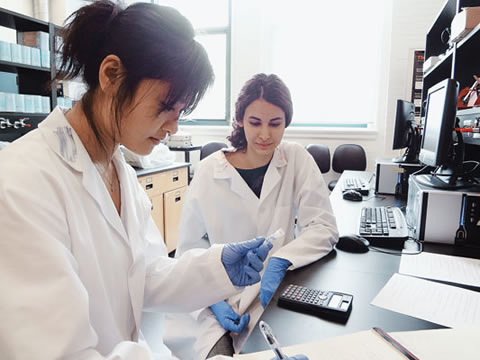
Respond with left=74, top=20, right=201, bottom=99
left=451, top=7, right=480, bottom=43
left=17, top=31, right=49, bottom=50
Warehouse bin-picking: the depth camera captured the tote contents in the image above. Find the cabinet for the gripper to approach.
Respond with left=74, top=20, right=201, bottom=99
left=137, top=163, right=189, bottom=253
left=0, top=7, right=61, bottom=142
left=424, top=0, right=480, bottom=151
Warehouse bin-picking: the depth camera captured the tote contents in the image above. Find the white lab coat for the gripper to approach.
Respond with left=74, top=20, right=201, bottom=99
left=166, top=141, right=338, bottom=359
left=0, top=107, right=239, bottom=360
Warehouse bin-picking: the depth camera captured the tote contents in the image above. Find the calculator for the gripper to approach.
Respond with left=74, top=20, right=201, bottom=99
left=278, top=284, right=353, bottom=322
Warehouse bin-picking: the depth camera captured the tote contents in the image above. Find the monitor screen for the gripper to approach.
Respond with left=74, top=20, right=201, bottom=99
left=392, top=100, right=415, bottom=150
left=419, top=78, right=458, bottom=167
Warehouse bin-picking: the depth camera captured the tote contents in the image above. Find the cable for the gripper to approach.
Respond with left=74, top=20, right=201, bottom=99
left=411, top=165, right=430, bottom=176
left=369, top=240, right=423, bottom=256
left=363, top=194, right=386, bottom=201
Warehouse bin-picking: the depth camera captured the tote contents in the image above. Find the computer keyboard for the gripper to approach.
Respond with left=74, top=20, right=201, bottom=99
left=358, top=206, right=409, bottom=243
left=343, top=177, right=371, bottom=195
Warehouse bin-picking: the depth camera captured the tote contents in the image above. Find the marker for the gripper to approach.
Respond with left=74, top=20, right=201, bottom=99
left=259, top=321, right=287, bottom=359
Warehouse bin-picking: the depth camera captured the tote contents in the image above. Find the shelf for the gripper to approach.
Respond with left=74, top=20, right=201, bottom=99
left=0, top=59, right=50, bottom=72
left=0, top=112, right=48, bottom=117
left=0, top=7, right=49, bottom=32
left=423, top=49, right=453, bottom=78
left=457, top=107, right=480, bottom=117
left=456, top=23, right=480, bottom=49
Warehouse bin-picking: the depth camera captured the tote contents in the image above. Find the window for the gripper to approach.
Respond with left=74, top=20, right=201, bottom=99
left=156, top=0, right=230, bottom=124
left=258, top=0, right=389, bottom=128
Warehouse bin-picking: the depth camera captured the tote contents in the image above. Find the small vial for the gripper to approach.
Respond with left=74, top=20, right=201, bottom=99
left=265, top=228, right=285, bottom=245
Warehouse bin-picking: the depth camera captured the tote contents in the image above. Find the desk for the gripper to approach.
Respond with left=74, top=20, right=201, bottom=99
left=242, top=170, right=480, bottom=354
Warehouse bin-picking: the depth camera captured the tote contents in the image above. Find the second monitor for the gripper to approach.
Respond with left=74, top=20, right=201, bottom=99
left=392, top=99, right=420, bottom=164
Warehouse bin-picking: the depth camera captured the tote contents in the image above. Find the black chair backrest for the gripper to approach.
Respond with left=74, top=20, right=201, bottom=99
left=331, top=144, right=367, bottom=173
left=306, top=144, right=330, bottom=173
left=200, top=141, right=228, bottom=160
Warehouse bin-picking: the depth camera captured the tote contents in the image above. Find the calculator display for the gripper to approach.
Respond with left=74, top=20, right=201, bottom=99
left=328, top=294, right=342, bottom=308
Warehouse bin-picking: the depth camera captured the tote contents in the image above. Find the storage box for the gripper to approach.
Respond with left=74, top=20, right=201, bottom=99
left=0, top=40, right=11, bottom=61
left=31, top=47, right=41, bottom=66
left=451, top=7, right=480, bottom=43
left=17, top=31, right=49, bottom=50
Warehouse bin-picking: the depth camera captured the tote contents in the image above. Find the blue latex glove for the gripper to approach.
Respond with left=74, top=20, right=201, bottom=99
left=259, top=257, right=292, bottom=308
left=210, top=300, right=250, bottom=333
left=221, top=236, right=273, bottom=287
left=271, top=355, right=309, bottom=360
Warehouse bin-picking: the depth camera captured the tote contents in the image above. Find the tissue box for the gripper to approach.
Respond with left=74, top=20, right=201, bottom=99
left=0, top=41, right=11, bottom=61
left=40, top=49, right=50, bottom=68
left=31, top=47, right=41, bottom=66
left=451, top=7, right=480, bottom=43
left=10, top=43, right=22, bottom=63
left=24, top=95, right=35, bottom=113
left=33, top=95, right=42, bottom=113
left=15, top=94, right=25, bottom=113
left=41, top=96, right=51, bottom=113
left=21, top=45, right=32, bottom=65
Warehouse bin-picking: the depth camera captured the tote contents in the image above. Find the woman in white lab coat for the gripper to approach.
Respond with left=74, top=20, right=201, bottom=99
left=0, top=2, right=274, bottom=359
left=170, top=74, right=339, bottom=358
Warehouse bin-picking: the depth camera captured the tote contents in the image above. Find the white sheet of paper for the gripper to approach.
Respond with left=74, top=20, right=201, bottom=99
left=371, top=273, right=480, bottom=328
left=233, top=327, right=480, bottom=360
left=399, top=252, right=480, bottom=287
left=234, top=330, right=405, bottom=360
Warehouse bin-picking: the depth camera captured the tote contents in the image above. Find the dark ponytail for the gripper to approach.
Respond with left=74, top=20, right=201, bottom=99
left=55, top=0, right=214, bottom=150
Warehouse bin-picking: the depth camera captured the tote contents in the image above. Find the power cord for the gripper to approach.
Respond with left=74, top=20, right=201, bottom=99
left=369, top=239, right=423, bottom=256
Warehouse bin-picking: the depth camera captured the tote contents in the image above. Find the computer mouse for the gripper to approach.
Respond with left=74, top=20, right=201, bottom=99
left=336, top=234, right=370, bottom=253
left=342, top=189, right=363, bottom=201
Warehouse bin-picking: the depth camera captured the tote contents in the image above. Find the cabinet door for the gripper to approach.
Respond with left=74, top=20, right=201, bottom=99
left=163, top=186, right=187, bottom=253
left=150, top=193, right=164, bottom=240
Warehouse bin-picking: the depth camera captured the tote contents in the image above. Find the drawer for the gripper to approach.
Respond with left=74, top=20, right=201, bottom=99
left=149, top=193, right=164, bottom=240
left=159, top=167, right=188, bottom=193
left=138, top=173, right=164, bottom=197
left=164, top=186, right=187, bottom=253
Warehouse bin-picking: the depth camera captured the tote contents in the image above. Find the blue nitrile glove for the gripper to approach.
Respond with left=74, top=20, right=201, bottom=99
left=221, top=236, right=273, bottom=287
left=271, top=355, right=309, bottom=360
left=259, top=257, right=292, bottom=308
left=209, top=300, right=250, bottom=333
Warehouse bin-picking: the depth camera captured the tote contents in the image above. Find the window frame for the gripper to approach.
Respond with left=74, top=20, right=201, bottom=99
left=178, top=0, right=231, bottom=126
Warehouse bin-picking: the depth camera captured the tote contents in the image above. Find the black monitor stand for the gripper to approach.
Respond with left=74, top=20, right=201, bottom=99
left=415, top=124, right=476, bottom=190
left=392, top=125, right=421, bottom=164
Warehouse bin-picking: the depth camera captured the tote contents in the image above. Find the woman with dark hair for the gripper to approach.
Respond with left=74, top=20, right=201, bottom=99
left=171, top=73, right=338, bottom=358
left=0, top=2, right=274, bottom=359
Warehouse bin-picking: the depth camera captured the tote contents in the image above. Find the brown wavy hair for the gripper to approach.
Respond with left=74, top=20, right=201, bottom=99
left=228, top=73, right=293, bottom=150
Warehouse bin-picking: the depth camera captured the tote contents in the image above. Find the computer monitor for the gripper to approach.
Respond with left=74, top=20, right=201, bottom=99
left=416, top=78, right=469, bottom=189
left=392, top=99, right=419, bottom=163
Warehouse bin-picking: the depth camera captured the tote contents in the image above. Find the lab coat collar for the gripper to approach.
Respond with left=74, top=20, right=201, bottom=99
left=212, top=144, right=288, bottom=201
left=39, top=107, right=129, bottom=244
left=39, top=107, right=90, bottom=173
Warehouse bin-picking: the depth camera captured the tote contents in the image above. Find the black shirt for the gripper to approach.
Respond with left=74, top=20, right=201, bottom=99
left=235, top=162, right=270, bottom=198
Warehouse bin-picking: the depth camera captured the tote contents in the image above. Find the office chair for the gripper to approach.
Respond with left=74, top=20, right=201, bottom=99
left=305, top=144, right=330, bottom=174
left=328, top=144, right=367, bottom=191
left=200, top=141, right=228, bottom=160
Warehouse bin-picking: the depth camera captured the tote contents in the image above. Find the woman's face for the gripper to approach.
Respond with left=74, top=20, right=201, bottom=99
left=119, top=79, right=184, bottom=155
left=239, top=98, right=286, bottom=159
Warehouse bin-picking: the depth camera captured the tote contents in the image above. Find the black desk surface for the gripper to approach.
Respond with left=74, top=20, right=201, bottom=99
left=242, top=170, right=480, bottom=354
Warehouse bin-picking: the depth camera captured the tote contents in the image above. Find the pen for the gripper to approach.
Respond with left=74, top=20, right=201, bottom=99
left=372, top=327, right=419, bottom=360
left=259, top=321, right=287, bottom=360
